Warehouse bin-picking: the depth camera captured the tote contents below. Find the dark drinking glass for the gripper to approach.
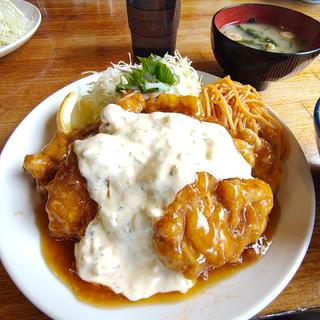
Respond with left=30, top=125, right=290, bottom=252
left=126, top=0, right=181, bottom=57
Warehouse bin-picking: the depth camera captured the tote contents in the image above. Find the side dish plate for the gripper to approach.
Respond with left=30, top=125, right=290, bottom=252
left=0, top=0, right=41, bottom=58
left=0, top=72, right=315, bottom=320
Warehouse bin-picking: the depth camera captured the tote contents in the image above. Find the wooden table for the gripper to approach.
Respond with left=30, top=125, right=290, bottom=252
left=0, top=0, right=319, bottom=319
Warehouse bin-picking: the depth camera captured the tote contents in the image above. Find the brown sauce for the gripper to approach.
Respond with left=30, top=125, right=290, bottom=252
left=35, top=199, right=280, bottom=307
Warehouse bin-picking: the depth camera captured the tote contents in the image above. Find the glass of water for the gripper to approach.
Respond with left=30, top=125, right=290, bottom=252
left=126, top=0, right=181, bottom=57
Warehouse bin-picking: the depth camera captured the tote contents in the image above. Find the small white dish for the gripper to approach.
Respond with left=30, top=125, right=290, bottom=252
left=0, top=0, right=41, bottom=58
left=0, top=72, right=316, bottom=320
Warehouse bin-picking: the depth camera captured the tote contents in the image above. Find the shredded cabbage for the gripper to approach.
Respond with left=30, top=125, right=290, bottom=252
left=82, top=51, right=201, bottom=110
left=161, top=51, right=201, bottom=96
left=0, top=0, right=33, bottom=48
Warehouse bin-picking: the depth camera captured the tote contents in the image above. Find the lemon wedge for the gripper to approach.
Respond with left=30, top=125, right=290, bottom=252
left=57, top=92, right=101, bottom=134
left=57, top=92, right=79, bottom=134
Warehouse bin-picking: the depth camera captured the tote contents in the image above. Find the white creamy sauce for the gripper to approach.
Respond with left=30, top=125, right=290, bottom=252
left=74, top=104, right=252, bottom=301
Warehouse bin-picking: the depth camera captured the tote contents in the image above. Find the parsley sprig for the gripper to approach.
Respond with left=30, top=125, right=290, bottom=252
left=116, top=54, right=180, bottom=94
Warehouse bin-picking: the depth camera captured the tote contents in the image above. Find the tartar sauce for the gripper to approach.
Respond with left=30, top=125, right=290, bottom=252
left=74, top=104, right=252, bottom=301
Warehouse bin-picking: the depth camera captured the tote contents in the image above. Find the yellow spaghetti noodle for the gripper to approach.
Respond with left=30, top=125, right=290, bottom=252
left=199, top=76, right=288, bottom=162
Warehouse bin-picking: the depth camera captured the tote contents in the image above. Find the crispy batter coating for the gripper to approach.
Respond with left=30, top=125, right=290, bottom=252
left=24, top=132, right=69, bottom=189
left=23, top=126, right=98, bottom=192
left=116, top=92, right=200, bottom=117
left=45, top=148, right=97, bottom=239
left=154, top=172, right=273, bottom=279
left=145, top=94, right=200, bottom=116
left=233, top=138, right=255, bottom=168
left=253, top=139, right=281, bottom=191
left=117, top=92, right=146, bottom=113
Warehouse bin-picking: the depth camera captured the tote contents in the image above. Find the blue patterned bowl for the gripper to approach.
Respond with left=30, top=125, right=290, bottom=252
left=314, top=98, right=320, bottom=153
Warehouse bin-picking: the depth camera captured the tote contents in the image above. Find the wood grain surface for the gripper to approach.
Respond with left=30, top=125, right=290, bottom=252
left=0, top=0, right=319, bottom=319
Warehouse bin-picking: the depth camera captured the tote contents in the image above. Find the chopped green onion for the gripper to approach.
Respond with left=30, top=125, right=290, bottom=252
left=115, top=54, right=180, bottom=94
left=237, top=25, right=278, bottom=47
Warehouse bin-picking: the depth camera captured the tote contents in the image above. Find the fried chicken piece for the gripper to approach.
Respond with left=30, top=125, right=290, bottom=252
left=117, top=92, right=146, bottom=113
left=232, top=132, right=281, bottom=191
left=145, top=93, right=200, bottom=117
left=253, top=139, right=281, bottom=191
left=24, top=132, right=70, bottom=190
left=23, top=125, right=98, bottom=192
left=233, top=138, right=255, bottom=168
left=45, top=147, right=98, bottom=239
left=116, top=92, right=200, bottom=117
left=154, top=172, right=273, bottom=279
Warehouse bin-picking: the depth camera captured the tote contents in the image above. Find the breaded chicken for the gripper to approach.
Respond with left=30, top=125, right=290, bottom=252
left=24, top=131, right=70, bottom=190
left=144, top=93, right=200, bottom=116
left=117, top=92, right=200, bottom=117
left=45, top=148, right=97, bottom=239
left=23, top=125, right=98, bottom=192
left=154, top=172, right=273, bottom=279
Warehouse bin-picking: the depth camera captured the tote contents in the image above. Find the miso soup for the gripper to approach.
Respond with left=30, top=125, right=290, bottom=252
left=221, top=23, right=305, bottom=53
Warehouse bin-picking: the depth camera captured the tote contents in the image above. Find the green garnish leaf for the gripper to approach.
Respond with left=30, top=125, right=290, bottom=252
left=155, top=62, right=179, bottom=85
left=115, top=54, right=180, bottom=94
left=138, top=55, right=158, bottom=75
left=143, top=87, right=160, bottom=94
left=115, top=83, right=130, bottom=93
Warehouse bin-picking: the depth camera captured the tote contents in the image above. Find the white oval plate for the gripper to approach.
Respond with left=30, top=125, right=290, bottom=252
left=0, top=0, right=41, bottom=58
left=0, top=72, right=315, bottom=320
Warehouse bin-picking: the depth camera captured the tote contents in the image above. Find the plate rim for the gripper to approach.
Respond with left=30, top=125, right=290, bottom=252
left=0, top=70, right=316, bottom=320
